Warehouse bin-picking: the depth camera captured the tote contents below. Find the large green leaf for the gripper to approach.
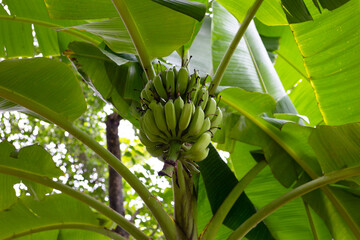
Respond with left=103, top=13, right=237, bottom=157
left=44, top=0, right=118, bottom=19
left=216, top=0, right=287, bottom=26
left=196, top=175, right=233, bottom=240
left=0, top=194, right=118, bottom=240
left=0, top=58, right=86, bottom=122
left=67, top=41, right=141, bottom=126
left=309, top=123, right=360, bottom=185
left=47, top=0, right=198, bottom=59
left=220, top=88, right=360, bottom=238
left=230, top=141, right=329, bottom=239
left=291, top=0, right=360, bottom=125
left=66, top=19, right=136, bottom=55
left=0, top=0, right=100, bottom=58
left=301, top=175, right=360, bottom=240
left=198, top=144, right=274, bottom=239
left=151, top=0, right=206, bottom=21
left=0, top=141, right=63, bottom=209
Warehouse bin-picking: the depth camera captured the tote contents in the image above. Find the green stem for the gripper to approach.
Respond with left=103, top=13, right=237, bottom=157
left=227, top=165, right=360, bottom=240
left=3, top=223, right=125, bottom=240
left=209, top=0, right=264, bottom=96
left=111, top=0, right=156, bottom=81
left=201, top=160, right=267, bottom=240
left=0, top=16, right=100, bottom=45
left=0, top=166, right=147, bottom=240
left=0, top=78, right=176, bottom=238
left=304, top=200, right=318, bottom=240
left=159, top=141, right=182, bottom=178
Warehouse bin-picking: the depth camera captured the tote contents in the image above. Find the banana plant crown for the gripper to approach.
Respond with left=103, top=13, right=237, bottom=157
left=138, top=67, right=222, bottom=175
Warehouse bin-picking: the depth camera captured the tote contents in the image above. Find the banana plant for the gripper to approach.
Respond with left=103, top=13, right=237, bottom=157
left=0, top=0, right=359, bottom=239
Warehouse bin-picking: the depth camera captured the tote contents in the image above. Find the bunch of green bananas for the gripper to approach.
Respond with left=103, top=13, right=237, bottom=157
left=138, top=67, right=222, bottom=175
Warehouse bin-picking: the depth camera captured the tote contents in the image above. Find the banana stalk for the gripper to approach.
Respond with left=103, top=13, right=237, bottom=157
left=173, top=161, right=198, bottom=240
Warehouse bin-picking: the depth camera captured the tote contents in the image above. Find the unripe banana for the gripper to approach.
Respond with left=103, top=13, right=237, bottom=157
left=188, top=132, right=212, bottom=154
left=187, top=72, right=198, bottom=93
left=140, top=115, right=167, bottom=143
left=153, top=75, right=168, bottom=100
left=150, top=101, right=171, bottom=137
left=177, top=67, right=189, bottom=95
left=197, top=86, right=209, bottom=110
left=166, top=69, right=176, bottom=99
left=189, top=78, right=200, bottom=103
left=174, top=96, right=184, bottom=122
left=183, top=105, right=204, bottom=138
left=164, top=99, right=177, bottom=136
left=145, top=81, right=155, bottom=101
left=146, top=145, right=166, bottom=158
left=211, top=107, right=223, bottom=128
left=142, top=110, right=162, bottom=137
left=140, top=89, right=149, bottom=103
left=177, top=101, right=193, bottom=137
left=210, top=107, right=223, bottom=135
left=204, top=97, right=217, bottom=120
left=183, top=147, right=209, bottom=162
left=196, top=117, right=211, bottom=138
left=139, top=130, right=162, bottom=148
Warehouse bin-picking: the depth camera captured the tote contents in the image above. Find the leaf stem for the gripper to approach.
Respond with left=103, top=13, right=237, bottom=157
left=200, top=160, right=267, bottom=240
left=0, top=166, right=147, bottom=240
left=227, top=165, right=360, bottom=240
left=304, top=200, right=319, bottom=240
left=0, top=16, right=100, bottom=45
left=111, top=0, right=156, bottom=80
left=209, top=0, right=264, bottom=95
left=3, top=223, right=125, bottom=240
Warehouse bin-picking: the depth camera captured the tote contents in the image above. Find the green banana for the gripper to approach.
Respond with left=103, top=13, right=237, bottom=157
left=139, top=130, right=162, bottom=148
left=164, top=99, right=177, bottom=136
left=174, top=96, right=184, bottom=122
left=196, top=117, right=211, bottom=138
left=142, top=110, right=162, bottom=136
left=177, top=67, right=189, bottom=95
left=187, top=71, right=198, bottom=93
left=211, top=107, right=223, bottom=127
left=189, top=77, right=200, bottom=103
left=150, top=101, right=171, bottom=137
left=204, top=97, right=217, bottom=120
left=188, top=132, right=211, bottom=154
left=145, top=81, right=155, bottom=101
left=146, top=145, right=166, bottom=158
left=183, top=147, right=209, bottom=162
left=140, top=114, right=166, bottom=143
left=166, top=69, right=176, bottom=99
left=183, top=105, right=204, bottom=138
left=177, top=101, right=193, bottom=137
left=197, top=86, right=209, bottom=109
left=140, top=89, right=149, bottom=103
left=153, top=75, right=168, bottom=100
left=210, top=107, right=223, bottom=135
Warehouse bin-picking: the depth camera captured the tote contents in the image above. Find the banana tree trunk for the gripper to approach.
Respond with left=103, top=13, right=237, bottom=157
left=173, top=161, right=198, bottom=240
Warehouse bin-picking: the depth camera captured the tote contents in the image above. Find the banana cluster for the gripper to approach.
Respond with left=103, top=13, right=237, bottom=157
left=139, top=67, right=222, bottom=169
